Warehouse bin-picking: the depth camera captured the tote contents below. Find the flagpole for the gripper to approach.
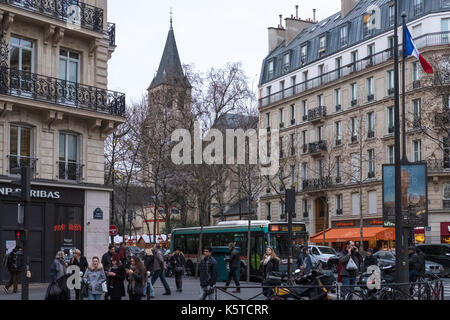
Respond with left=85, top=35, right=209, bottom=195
left=401, top=12, right=408, bottom=163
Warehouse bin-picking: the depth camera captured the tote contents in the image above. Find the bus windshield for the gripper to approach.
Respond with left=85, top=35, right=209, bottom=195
left=270, top=233, right=306, bottom=259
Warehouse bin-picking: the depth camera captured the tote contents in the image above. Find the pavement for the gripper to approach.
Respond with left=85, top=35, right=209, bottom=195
left=1, top=275, right=448, bottom=300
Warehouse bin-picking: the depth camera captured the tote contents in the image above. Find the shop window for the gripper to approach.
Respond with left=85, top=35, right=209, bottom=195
left=54, top=206, right=83, bottom=257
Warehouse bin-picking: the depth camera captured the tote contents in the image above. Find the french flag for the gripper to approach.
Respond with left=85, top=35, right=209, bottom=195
left=404, top=26, right=433, bottom=74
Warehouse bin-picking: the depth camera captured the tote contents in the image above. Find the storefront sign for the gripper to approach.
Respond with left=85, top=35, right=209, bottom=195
left=0, top=187, right=60, bottom=199
left=336, top=221, right=355, bottom=227
left=441, top=222, right=450, bottom=236
left=370, top=219, right=383, bottom=226
left=93, top=208, right=103, bottom=220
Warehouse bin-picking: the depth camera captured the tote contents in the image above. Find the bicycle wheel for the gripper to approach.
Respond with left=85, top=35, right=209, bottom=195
left=345, top=291, right=365, bottom=300
left=379, top=289, right=394, bottom=300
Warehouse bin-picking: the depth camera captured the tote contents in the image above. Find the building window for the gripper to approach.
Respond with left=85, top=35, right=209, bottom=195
left=351, top=50, right=358, bottom=72
left=388, top=36, right=395, bottom=58
left=302, top=100, right=308, bottom=121
left=302, top=199, right=308, bottom=217
left=317, top=126, right=323, bottom=141
left=301, top=44, right=308, bottom=64
left=335, top=121, right=342, bottom=145
left=318, top=64, right=324, bottom=84
left=283, top=52, right=290, bottom=72
left=387, top=70, right=395, bottom=95
left=414, top=0, right=424, bottom=16
left=367, top=111, right=375, bottom=138
left=10, top=36, right=34, bottom=72
left=279, top=108, right=284, bottom=128
left=335, top=88, right=342, bottom=111
left=59, top=48, right=80, bottom=84
left=336, top=195, right=343, bottom=215
left=9, top=124, right=33, bottom=174
left=280, top=81, right=285, bottom=99
left=367, top=77, right=374, bottom=101
left=412, top=99, right=421, bottom=128
left=413, top=62, right=421, bottom=82
left=367, top=149, right=375, bottom=178
left=59, top=132, right=81, bottom=181
left=336, top=57, right=342, bottom=79
left=368, top=191, right=377, bottom=214
left=279, top=201, right=285, bottom=219
left=387, top=145, right=394, bottom=164
left=266, top=86, right=271, bottom=103
left=351, top=83, right=358, bottom=106
left=351, top=117, right=358, bottom=141
left=317, top=94, right=324, bottom=107
left=319, top=36, right=326, bottom=51
left=340, top=25, right=348, bottom=47
left=413, top=140, right=422, bottom=162
left=352, top=193, right=360, bottom=216
left=389, top=5, right=395, bottom=26
left=351, top=153, right=359, bottom=182
left=444, top=184, right=450, bottom=209
left=266, top=203, right=271, bottom=220
left=303, top=70, right=309, bottom=88
left=336, top=156, right=341, bottom=183
left=290, top=134, right=295, bottom=155
left=266, top=112, right=270, bottom=128
left=290, top=104, right=295, bottom=125
left=387, top=106, right=394, bottom=134
left=367, top=44, right=375, bottom=65
left=290, top=165, right=295, bottom=186
left=268, top=60, right=274, bottom=79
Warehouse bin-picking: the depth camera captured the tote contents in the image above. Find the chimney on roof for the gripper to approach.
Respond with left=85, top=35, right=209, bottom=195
left=284, top=15, right=315, bottom=46
left=313, top=9, right=316, bottom=22
left=279, top=14, right=283, bottom=28
left=296, top=5, right=299, bottom=19
left=341, top=0, right=359, bottom=18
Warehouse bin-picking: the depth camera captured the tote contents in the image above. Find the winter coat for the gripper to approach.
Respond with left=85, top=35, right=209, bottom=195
left=69, top=256, right=88, bottom=275
left=170, top=253, right=186, bottom=274
left=339, top=250, right=363, bottom=277
left=6, top=249, right=21, bottom=273
left=153, top=249, right=166, bottom=272
left=261, top=256, right=280, bottom=280
left=409, top=251, right=425, bottom=276
left=46, top=259, right=70, bottom=300
left=101, top=252, right=113, bottom=272
left=107, top=264, right=126, bottom=299
left=83, top=263, right=107, bottom=295
left=50, top=258, right=67, bottom=282
left=363, top=255, right=378, bottom=272
left=199, top=256, right=217, bottom=287
left=127, top=268, right=146, bottom=297
left=144, top=254, right=154, bottom=274
left=227, top=248, right=240, bottom=269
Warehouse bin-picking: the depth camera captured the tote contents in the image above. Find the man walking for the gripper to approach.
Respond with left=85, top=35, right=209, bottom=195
left=4, top=247, right=22, bottom=294
left=101, top=245, right=115, bottom=300
left=225, top=243, right=240, bottom=293
left=199, top=247, right=217, bottom=300
left=151, top=244, right=171, bottom=295
left=339, top=241, right=363, bottom=297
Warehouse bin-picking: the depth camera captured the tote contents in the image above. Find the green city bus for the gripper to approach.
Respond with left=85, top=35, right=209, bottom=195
left=170, top=220, right=308, bottom=281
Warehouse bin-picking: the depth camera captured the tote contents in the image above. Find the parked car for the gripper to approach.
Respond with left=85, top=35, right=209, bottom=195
left=416, top=244, right=450, bottom=276
left=308, top=245, right=338, bottom=267
left=326, top=253, right=342, bottom=273
left=373, top=249, right=445, bottom=277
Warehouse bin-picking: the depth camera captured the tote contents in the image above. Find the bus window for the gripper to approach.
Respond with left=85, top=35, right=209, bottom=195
left=173, top=234, right=186, bottom=251
left=186, top=234, right=199, bottom=254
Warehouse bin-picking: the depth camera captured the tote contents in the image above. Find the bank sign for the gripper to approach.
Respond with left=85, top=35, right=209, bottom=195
left=0, top=187, right=61, bottom=199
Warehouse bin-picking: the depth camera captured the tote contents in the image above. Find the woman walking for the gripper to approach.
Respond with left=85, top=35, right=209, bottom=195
left=260, top=247, right=280, bottom=297
left=69, top=249, right=88, bottom=300
left=45, top=251, right=70, bottom=300
left=126, top=256, right=146, bottom=300
left=83, top=256, right=107, bottom=300
left=106, top=254, right=126, bottom=300
left=170, top=247, right=186, bottom=292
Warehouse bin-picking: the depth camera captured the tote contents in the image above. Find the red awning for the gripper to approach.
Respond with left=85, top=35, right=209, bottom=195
left=310, top=227, right=396, bottom=243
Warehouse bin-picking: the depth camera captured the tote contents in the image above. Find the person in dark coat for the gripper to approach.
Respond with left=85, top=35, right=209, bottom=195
left=45, top=251, right=70, bottom=300
left=199, top=247, right=217, bottom=300
left=260, top=247, right=280, bottom=280
left=339, top=241, right=363, bottom=296
left=106, top=254, right=126, bottom=300
left=225, top=243, right=241, bottom=293
left=118, top=243, right=127, bottom=266
left=101, top=244, right=116, bottom=300
left=151, top=244, right=171, bottom=295
left=170, top=247, right=186, bottom=292
left=126, top=256, right=146, bottom=300
left=363, top=248, right=378, bottom=272
left=4, top=247, right=22, bottom=294
left=297, top=247, right=313, bottom=275
left=69, top=249, right=88, bottom=300
left=143, top=248, right=155, bottom=298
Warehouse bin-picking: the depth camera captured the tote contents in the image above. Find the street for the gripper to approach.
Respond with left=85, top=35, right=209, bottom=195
left=1, top=275, right=448, bottom=301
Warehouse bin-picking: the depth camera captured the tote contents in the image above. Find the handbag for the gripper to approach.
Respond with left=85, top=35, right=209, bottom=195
left=80, top=281, right=88, bottom=298
left=346, top=256, right=358, bottom=271
left=175, top=266, right=184, bottom=273
left=49, top=281, right=62, bottom=297
left=101, top=281, right=108, bottom=293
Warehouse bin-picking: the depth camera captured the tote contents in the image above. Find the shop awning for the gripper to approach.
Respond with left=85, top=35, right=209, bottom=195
left=310, top=227, right=396, bottom=243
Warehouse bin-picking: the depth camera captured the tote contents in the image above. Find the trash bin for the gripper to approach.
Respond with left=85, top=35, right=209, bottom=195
left=212, top=246, right=241, bottom=282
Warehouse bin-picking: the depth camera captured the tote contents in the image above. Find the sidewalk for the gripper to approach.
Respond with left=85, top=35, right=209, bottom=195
left=0, top=276, right=264, bottom=301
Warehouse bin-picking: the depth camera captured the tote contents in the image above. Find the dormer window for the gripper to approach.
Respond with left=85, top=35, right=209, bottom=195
left=268, top=60, right=274, bottom=79
left=319, top=36, right=326, bottom=52
left=300, top=44, right=308, bottom=64
left=414, top=0, right=424, bottom=16
left=389, top=5, right=395, bottom=26
left=283, top=52, right=291, bottom=72
left=340, top=25, right=348, bottom=47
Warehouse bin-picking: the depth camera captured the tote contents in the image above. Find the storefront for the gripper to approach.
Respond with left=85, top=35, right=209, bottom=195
left=0, top=183, right=84, bottom=283
left=441, top=222, right=450, bottom=244
left=415, top=227, right=425, bottom=244
left=311, top=218, right=395, bottom=251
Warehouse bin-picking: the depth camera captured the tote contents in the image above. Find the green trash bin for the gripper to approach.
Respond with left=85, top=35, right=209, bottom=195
left=212, top=246, right=241, bottom=282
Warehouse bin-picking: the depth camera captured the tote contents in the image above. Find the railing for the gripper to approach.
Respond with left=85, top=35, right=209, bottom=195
left=259, top=32, right=450, bottom=108
left=1, top=0, right=104, bottom=33
left=427, top=159, right=450, bottom=172
left=302, top=177, right=332, bottom=191
left=304, top=140, right=327, bottom=154
left=308, top=106, right=326, bottom=122
left=0, top=68, right=126, bottom=117
left=107, top=22, right=116, bottom=47
left=58, top=161, right=83, bottom=182
left=8, top=155, right=37, bottom=177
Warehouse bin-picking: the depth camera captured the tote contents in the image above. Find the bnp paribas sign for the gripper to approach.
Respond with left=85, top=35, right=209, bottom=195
left=0, top=187, right=61, bottom=199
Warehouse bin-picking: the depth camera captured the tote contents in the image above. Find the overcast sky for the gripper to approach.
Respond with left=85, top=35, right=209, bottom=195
left=108, top=0, right=341, bottom=104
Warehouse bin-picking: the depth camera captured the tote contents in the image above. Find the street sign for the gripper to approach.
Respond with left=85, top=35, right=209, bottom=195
left=109, top=225, right=118, bottom=236
left=93, top=208, right=103, bottom=220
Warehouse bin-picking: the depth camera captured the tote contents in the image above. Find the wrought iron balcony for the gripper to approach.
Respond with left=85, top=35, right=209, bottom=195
left=305, top=140, right=327, bottom=155
left=412, top=116, right=422, bottom=129
left=107, top=22, right=116, bottom=47
left=8, top=155, right=37, bottom=177
left=307, top=106, right=326, bottom=122
left=302, top=177, right=332, bottom=191
left=0, top=68, right=126, bottom=117
left=58, top=161, right=83, bottom=182
left=427, top=159, right=450, bottom=172
left=1, top=0, right=104, bottom=33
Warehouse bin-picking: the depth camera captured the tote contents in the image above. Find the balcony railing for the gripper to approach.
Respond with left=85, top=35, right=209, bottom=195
left=8, top=155, right=37, bottom=177
left=302, top=177, right=332, bottom=191
left=259, top=32, right=450, bottom=108
left=0, top=68, right=126, bottom=117
left=307, top=106, right=327, bottom=122
left=427, top=159, right=450, bottom=172
left=435, top=112, right=450, bottom=127
left=305, top=140, right=327, bottom=154
left=1, top=0, right=104, bottom=33
left=58, top=161, right=83, bottom=182
left=107, top=22, right=116, bottom=47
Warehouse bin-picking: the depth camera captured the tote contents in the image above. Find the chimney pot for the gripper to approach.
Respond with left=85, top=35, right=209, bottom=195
left=296, top=5, right=299, bottom=19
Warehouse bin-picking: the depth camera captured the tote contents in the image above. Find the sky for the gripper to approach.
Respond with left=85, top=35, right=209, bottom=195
left=107, top=0, right=341, bottom=104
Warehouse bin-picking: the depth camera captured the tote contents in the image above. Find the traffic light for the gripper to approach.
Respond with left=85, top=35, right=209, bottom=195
left=14, top=229, right=28, bottom=241
left=10, top=167, right=31, bottom=202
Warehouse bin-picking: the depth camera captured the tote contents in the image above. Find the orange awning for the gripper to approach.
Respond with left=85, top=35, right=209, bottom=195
left=310, top=227, right=395, bottom=243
